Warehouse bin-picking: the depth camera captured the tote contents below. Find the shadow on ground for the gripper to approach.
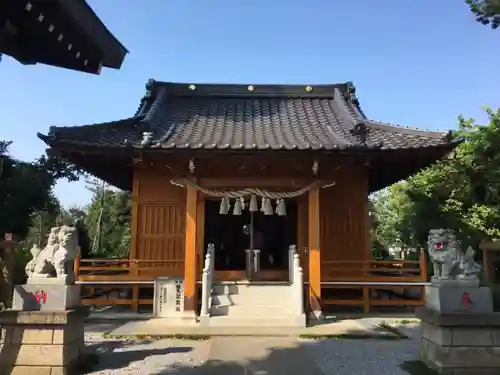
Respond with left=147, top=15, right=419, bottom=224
left=85, top=340, right=193, bottom=372
left=83, top=328, right=425, bottom=375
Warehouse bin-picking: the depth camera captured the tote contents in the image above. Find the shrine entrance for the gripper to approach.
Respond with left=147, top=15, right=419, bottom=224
left=203, top=198, right=297, bottom=281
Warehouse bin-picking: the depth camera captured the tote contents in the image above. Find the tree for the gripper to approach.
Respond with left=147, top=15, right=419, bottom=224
left=0, top=140, right=85, bottom=240
left=84, top=183, right=131, bottom=259
left=0, top=141, right=58, bottom=239
left=466, top=0, right=500, bottom=29
left=373, top=108, right=500, bottom=252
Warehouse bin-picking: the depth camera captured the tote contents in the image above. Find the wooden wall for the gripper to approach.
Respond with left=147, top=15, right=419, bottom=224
left=131, top=167, right=186, bottom=276
left=130, top=160, right=370, bottom=282
left=319, top=166, right=369, bottom=280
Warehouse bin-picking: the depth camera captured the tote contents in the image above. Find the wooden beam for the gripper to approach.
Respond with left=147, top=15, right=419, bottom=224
left=308, top=186, right=322, bottom=319
left=198, top=177, right=314, bottom=188
left=183, top=184, right=198, bottom=312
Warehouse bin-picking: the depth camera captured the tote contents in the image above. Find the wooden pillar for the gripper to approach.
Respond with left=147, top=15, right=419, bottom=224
left=308, top=186, right=322, bottom=319
left=196, top=196, right=206, bottom=281
left=183, top=185, right=198, bottom=312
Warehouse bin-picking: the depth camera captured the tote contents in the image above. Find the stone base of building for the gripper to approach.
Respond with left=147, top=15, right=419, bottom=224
left=0, top=308, right=89, bottom=375
left=416, top=307, right=500, bottom=375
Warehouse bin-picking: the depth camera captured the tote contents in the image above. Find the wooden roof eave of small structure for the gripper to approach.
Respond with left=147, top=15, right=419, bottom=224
left=0, top=0, right=128, bottom=74
left=37, top=81, right=462, bottom=192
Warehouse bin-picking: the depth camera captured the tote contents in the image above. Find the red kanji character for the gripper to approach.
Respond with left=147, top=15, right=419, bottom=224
left=461, top=292, right=472, bottom=307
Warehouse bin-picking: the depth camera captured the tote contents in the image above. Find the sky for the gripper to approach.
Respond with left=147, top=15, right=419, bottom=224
left=0, top=0, right=498, bottom=208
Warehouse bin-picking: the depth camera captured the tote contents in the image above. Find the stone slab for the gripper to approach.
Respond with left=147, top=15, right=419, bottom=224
left=26, top=276, right=70, bottom=285
left=0, top=343, right=79, bottom=366
left=425, top=285, right=493, bottom=313
left=153, top=277, right=185, bottom=318
left=0, top=307, right=89, bottom=325
left=421, top=337, right=500, bottom=368
left=108, top=317, right=399, bottom=338
left=416, top=307, right=500, bottom=327
left=12, top=284, right=80, bottom=311
left=430, top=278, right=480, bottom=288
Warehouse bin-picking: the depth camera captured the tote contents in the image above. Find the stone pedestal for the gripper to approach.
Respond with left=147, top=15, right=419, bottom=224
left=0, top=307, right=89, bottom=375
left=425, top=283, right=493, bottom=314
left=417, top=282, right=500, bottom=375
left=12, top=284, right=80, bottom=311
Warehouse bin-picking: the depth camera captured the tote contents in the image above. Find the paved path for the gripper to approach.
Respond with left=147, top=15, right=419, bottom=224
left=186, top=337, right=324, bottom=375
left=108, top=316, right=402, bottom=339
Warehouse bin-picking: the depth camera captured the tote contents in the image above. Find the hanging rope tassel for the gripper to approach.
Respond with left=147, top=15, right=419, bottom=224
left=219, top=197, right=230, bottom=215
left=233, top=198, right=242, bottom=215
left=249, top=195, right=258, bottom=212
left=276, top=198, right=286, bottom=216
left=260, top=197, right=267, bottom=213
left=240, top=197, right=246, bottom=210
left=264, top=198, right=274, bottom=215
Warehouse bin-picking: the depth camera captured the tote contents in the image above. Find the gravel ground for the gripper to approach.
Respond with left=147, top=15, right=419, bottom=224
left=84, top=323, right=422, bottom=375
left=301, top=324, right=422, bottom=375
left=84, top=324, right=210, bottom=375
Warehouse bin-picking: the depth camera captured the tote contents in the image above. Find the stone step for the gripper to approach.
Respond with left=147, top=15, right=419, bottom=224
left=211, top=293, right=291, bottom=307
left=210, top=304, right=296, bottom=317
left=208, top=314, right=306, bottom=327
left=212, top=284, right=292, bottom=297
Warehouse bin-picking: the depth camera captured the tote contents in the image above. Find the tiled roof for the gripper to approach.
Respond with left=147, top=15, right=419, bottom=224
left=38, top=80, right=455, bottom=152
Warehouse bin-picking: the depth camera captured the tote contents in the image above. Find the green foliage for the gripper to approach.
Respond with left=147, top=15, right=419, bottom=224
left=466, top=0, right=500, bottom=29
left=372, top=108, right=500, bottom=252
left=0, top=141, right=58, bottom=239
left=84, top=186, right=131, bottom=259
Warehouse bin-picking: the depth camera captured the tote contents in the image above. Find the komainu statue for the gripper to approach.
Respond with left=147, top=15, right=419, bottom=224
left=25, top=225, right=80, bottom=283
left=427, top=228, right=482, bottom=282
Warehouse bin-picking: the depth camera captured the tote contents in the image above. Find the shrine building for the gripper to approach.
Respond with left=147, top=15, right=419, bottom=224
left=38, top=80, right=460, bottom=321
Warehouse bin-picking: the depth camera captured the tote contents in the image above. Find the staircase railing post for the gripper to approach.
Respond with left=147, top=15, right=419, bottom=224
left=289, top=245, right=297, bottom=284
left=200, top=246, right=213, bottom=317
left=293, top=253, right=304, bottom=315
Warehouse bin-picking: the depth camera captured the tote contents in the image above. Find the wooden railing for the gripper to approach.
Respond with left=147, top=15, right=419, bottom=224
left=320, top=251, right=428, bottom=313
left=74, top=251, right=429, bottom=314
left=74, top=257, right=184, bottom=312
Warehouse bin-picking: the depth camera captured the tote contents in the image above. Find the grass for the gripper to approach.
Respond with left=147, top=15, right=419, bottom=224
left=298, top=332, right=401, bottom=340
left=400, top=360, right=439, bottom=375
left=102, top=333, right=209, bottom=341
left=378, top=322, right=410, bottom=339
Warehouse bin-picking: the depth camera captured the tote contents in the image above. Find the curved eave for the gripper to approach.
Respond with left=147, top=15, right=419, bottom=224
left=38, top=133, right=134, bottom=190
left=367, top=138, right=463, bottom=192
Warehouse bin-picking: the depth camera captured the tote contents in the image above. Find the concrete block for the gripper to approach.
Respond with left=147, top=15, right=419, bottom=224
left=425, top=285, right=493, bottom=313
left=5, top=327, right=54, bottom=345
left=26, top=276, right=70, bottom=285
left=451, top=327, right=493, bottom=346
left=8, top=366, right=52, bottom=375
left=0, top=343, right=79, bottom=366
left=12, top=285, right=80, bottom=311
left=452, top=369, right=500, bottom=375
left=441, top=346, right=500, bottom=368
left=422, top=322, right=452, bottom=346
left=492, top=329, right=500, bottom=345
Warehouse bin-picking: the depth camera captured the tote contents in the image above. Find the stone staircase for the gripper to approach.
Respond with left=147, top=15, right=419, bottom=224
left=207, top=281, right=306, bottom=327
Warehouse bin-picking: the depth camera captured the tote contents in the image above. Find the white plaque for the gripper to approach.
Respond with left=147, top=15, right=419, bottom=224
left=153, top=277, right=185, bottom=318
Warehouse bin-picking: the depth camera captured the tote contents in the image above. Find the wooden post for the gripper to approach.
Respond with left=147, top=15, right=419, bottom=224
left=130, top=260, right=139, bottom=313
left=183, top=185, right=198, bottom=312
left=196, top=196, right=206, bottom=281
left=420, top=250, right=428, bottom=282
left=308, top=186, right=322, bottom=320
